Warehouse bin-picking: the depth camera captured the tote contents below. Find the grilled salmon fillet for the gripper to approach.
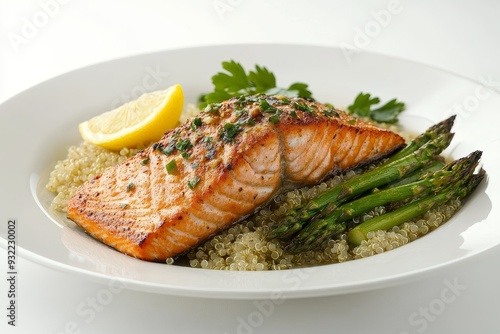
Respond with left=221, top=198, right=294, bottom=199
left=68, top=95, right=405, bottom=261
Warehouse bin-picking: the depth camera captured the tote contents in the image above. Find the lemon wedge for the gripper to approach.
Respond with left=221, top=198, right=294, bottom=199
left=79, top=84, right=184, bottom=150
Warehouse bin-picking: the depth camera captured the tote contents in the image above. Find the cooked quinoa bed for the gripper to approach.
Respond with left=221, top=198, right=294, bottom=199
left=46, top=143, right=142, bottom=212
left=46, top=104, right=461, bottom=270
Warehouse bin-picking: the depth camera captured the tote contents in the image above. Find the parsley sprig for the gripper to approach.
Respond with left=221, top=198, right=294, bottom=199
left=347, top=92, right=405, bottom=124
left=198, top=60, right=405, bottom=124
left=198, top=60, right=313, bottom=108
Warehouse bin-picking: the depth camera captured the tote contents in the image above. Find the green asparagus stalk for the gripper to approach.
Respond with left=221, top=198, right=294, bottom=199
left=267, top=132, right=454, bottom=240
left=286, top=151, right=482, bottom=253
left=382, top=115, right=456, bottom=165
left=383, top=159, right=445, bottom=189
left=347, top=168, right=485, bottom=247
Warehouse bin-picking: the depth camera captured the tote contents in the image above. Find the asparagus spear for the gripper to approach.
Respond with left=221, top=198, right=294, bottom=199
left=286, top=151, right=482, bottom=253
left=383, top=159, right=445, bottom=189
left=382, top=115, right=456, bottom=165
left=267, top=132, right=454, bottom=240
left=347, top=168, right=485, bottom=247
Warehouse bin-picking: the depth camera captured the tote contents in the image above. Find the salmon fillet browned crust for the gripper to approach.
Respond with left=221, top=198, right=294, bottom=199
left=67, top=95, right=405, bottom=261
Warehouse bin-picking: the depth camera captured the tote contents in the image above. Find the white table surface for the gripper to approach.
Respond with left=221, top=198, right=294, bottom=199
left=1, top=0, right=500, bottom=333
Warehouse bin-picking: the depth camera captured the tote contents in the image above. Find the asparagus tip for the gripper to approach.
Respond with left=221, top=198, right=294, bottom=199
left=435, top=115, right=456, bottom=133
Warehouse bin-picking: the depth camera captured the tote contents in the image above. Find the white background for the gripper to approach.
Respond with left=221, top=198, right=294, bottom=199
left=1, top=0, right=500, bottom=333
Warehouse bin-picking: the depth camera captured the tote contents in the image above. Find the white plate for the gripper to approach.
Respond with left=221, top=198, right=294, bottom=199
left=0, top=44, right=498, bottom=299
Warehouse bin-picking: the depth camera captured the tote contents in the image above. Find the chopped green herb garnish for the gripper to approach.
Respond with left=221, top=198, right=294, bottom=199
left=348, top=92, right=405, bottom=123
left=204, top=103, right=222, bottom=114
left=176, top=138, right=193, bottom=151
left=188, top=175, right=201, bottom=189
left=278, top=96, right=291, bottom=104
left=323, top=108, right=339, bottom=118
left=166, top=160, right=177, bottom=174
left=246, top=118, right=256, bottom=126
left=155, top=141, right=175, bottom=155
left=290, top=110, right=298, bottom=118
left=268, top=114, right=280, bottom=124
left=203, top=136, right=216, bottom=159
left=162, top=143, right=175, bottom=155
left=259, top=99, right=278, bottom=114
left=235, top=117, right=256, bottom=126
left=293, top=101, right=313, bottom=113
left=198, top=60, right=314, bottom=108
left=220, top=123, right=242, bottom=143
left=235, top=109, right=247, bottom=117
left=126, top=183, right=135, bottom=192
left=233, top=96, right=250, bottom=109
left=192, top=162, right=199, bottom=169
left=141, top=158, right=150, bottom=165
left=181, top=152, right=191, bottom=159
left=190, top=118, right=203, bottom=131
